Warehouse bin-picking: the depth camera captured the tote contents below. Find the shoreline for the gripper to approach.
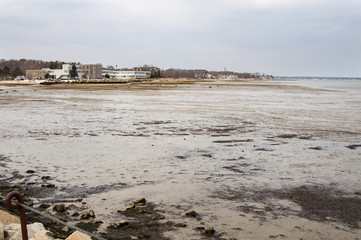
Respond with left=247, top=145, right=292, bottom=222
left=0, top=78, right=258, bottom=87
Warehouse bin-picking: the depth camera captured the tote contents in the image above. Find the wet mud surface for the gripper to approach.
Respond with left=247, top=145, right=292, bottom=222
left=1, top=80, right=361, bottom=239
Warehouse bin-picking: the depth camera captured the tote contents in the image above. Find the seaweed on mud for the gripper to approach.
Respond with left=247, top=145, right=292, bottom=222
left=346, top=144, right=361, bottom=150
left=110, top=203, right=173, bottom=240
left=213, top=185, right=361, bottom=228
left=254, top=147, right=274, bottom=152
left=138, top=120, right=173, bottom=125
left=213, top=139, right=253, bottom=144
left=57, top=182, right=127, bottom=199
left=222, top=166, right=245, bottom=174
left=309, top=146, right=322, bottom=150
left=0, top=154, right=10, bottom=167
left=275, top=134, right=298, bottom=139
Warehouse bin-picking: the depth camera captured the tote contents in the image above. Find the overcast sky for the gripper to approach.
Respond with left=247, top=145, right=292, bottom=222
left=1, top=0, right=360, bottom=76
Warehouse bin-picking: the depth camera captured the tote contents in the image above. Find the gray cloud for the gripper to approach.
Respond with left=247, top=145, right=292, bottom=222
left=1, top=0, right=360, bottom=76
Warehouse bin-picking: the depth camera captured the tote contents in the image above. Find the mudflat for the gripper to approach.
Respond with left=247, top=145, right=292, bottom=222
left=1, top=79, right=361, bottom=239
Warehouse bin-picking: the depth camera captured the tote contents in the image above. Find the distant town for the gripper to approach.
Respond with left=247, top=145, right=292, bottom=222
left=0, top=59, right=274, bottom=82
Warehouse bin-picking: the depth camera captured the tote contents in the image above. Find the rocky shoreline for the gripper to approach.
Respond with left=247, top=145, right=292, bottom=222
left=2, top=168, right=361, bottom=239
left=0, top=179, right=224, bottom=240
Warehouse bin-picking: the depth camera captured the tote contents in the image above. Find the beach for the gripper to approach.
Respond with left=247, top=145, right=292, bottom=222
left=1, top=79, right=361, bottom=239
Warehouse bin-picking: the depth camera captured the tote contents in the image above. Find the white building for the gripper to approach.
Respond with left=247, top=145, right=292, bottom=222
left=42, top=63, right=103, bottom=80
left=42, top=64, right=71, bottom=79
left=102, top=70, right=151, bottom=80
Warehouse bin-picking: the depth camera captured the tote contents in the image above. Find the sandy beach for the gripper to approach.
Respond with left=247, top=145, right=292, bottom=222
left=1, top=79, right=361, bottom=239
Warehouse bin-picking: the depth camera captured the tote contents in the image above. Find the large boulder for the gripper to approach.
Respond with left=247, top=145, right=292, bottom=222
left=65, top=231, right=91, bottom=240
left=5, top=222, right=50, bottom=240
left=0, top=210, right=20, bottom=225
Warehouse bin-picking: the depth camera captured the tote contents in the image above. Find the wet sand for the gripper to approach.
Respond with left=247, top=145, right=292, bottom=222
left=0, top=80, right=361, bottom=239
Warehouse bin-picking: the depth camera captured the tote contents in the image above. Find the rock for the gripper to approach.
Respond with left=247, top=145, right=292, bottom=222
left=72, top=212, right=79, bottom=217
left=173, top=222, right=187, bottom=227
left=52, top=204, right=66, bottom=213
left=126, top=203, right=136, bottom=209
left=0, top=210, right=20, bottom=225
left=67, top=204, right=76, bottom=210
left=26, top=170, right=35, bottom=174
left=32, top=231, right=55, bottom=240
left=204, top=226, right=215, bottom=235
left=133, top=198, right=146, bottom=205
left=41, top=184, right=55, bottom=188
left=41, top=176, right=51, bottom=180
left=65, top=231, right=91, bottom=240
left=39, top=204, right=51, bottom=209
left=115, top=220, right=129, bottom=228
left=88, top=210, right=95, bottom=218
left=80, top=213, right=90, bottom=220
left=5, top=222, right=49, bottom=240
left=185, top=210, right=198, bottom=218
left=0, top=221, right=4, bottom=240
left=80, top=210, right=95, bottom=220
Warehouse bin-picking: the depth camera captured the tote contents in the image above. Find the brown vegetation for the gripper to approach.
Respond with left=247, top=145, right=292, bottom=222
left=0, top=59, right=63, bottom=79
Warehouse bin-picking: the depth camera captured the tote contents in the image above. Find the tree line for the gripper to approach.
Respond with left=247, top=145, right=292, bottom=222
left=0, top=58, right=273, bottom=80
left=0, top=59, right=63, bottom=79
left=160, top=68, right=273, bottom=79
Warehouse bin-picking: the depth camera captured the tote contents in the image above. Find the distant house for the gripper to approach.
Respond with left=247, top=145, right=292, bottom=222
left=133, top=65, right=160, bottom=77
left=218, top=74, right=238, bottom=80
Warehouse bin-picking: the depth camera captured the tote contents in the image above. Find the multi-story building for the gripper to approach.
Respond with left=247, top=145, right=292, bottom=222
left=78, top=64, right=102, bottom=79
left=26, top=70, right=46, bottom=79
left=42, top=64, right=71, bottom=79
left=30, top=63, right=103, bottom=80
left=102, top=70, right=151, bottom=80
